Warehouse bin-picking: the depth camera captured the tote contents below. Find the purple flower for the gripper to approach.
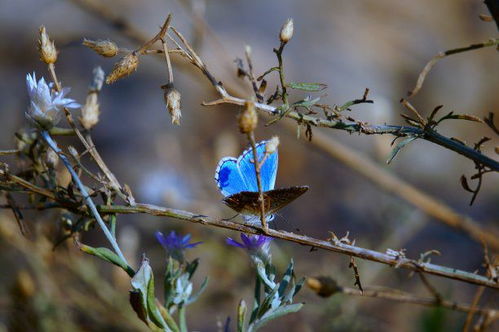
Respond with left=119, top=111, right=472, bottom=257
left=226, top=233, right=272, bottom=252
left=156, top=231, right=202, bottom=261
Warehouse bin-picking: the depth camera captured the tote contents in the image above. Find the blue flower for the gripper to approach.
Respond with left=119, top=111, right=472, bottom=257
left=226, top=233, right=272, bottom=252
left=156, top=231, right=201, bottom=261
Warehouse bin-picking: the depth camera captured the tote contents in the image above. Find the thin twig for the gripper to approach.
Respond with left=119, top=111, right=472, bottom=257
left=463, top=286, right=485, bottom=332
left=408, top=39, right=499, bottom=98
left=247, top=132, right=268, bottom=232
left=339, top=285, right=496, bottom=315
left=0, top=149, right=19, bottom=156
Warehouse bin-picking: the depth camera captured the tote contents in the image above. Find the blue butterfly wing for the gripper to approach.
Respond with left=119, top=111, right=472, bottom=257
left=215, top=157, right=248, bottom=196
left=238, top=141, right=278, bottom=192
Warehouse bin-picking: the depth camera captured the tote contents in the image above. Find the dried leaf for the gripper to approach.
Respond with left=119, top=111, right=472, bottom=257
left=460, top=175, right=475, bottom=193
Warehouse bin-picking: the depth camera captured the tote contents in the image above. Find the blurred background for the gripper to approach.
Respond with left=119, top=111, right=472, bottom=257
left=0, top=0, right=498, bottom=331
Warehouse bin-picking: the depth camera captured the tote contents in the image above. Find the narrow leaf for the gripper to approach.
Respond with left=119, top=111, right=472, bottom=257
left=386, top=137, right=416, bottom=164
left=79, top=244, right=135, bottom=277
left=251, top=304, right=303, bottom=331
left=287, top=82, right=327, bottom=92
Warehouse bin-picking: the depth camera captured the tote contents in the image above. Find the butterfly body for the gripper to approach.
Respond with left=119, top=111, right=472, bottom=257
left=215, top=141, right=307, bottom=224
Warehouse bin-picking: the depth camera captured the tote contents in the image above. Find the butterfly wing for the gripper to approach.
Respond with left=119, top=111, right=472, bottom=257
left=238, top=141, right=278, bottom=192
left=215, top=157, right=249, bottom=197
left=223, top=186, right=309, bottom=216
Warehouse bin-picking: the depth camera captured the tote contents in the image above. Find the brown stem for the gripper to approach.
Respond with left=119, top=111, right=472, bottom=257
left=247, top=132, right=268, bottom=233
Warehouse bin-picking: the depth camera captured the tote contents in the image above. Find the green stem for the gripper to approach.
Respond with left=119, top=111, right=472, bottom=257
left=178, top=305, right=187, bottom=332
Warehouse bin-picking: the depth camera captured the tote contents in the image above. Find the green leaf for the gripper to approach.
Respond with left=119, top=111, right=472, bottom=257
left=79, top=244, right=135, bottom=277
left=386, top=136, right=417, bottom=164
left=251, top=304, right=303, bottom=331
left=131, top=257, right=177, bottom=331
left=287, top=82, right=327, bottom=92
left=277, top=260, right=294, bottom=297
left=292, top=96, right=321, bottom=109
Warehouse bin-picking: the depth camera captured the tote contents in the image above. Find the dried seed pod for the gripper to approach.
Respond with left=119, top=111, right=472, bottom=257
left=238, top=101, right=258, bottom=133
left=162, top=83, right=182, bottom=125
left=38, top=26, right=57, bottom=64
left=83, top=39, right=119, bottom=57
left=106, top=53, right=139, bottom=84
left=279, top=18, right=294, bottom=44
left=306, top=276, right=340, bottom=298
left=265, top=136, right=280, bottom=154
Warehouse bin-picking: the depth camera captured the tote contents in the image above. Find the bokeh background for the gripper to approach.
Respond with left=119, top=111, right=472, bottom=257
left=0, top=0, right=498, bottom=331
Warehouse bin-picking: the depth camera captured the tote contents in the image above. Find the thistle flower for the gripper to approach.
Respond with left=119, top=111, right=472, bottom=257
left=26, top=72, right=80, bottom=128
left=156, top=231, right=202, bottom=261
left=226, top=233, right=272, bottom=257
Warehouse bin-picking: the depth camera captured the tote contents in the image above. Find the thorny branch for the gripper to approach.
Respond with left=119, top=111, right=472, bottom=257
left=72, top=0, right=499, bottom=251
left=0, top=165, right=497, bottom=289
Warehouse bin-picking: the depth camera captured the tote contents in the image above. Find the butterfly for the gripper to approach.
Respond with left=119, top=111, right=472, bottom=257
left=214, top=140, right=308, bottom=224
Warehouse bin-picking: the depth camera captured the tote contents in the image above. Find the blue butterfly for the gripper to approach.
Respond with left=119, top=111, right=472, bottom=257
left=215, top=140, right=308, bottom=224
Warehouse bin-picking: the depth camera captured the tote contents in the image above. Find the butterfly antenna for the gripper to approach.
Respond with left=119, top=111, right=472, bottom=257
left=222, top=213, right=240, bottom=221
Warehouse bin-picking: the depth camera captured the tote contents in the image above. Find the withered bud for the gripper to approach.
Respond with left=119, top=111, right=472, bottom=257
left=45, top=148, right=59, bottom=169
left=306, top=276, right=340, bottom=298
left=80, top=67, right=104, bottom=130
left=80, top=94, right=100, bottom=130
left=83, top=39, right=119, bottom=57
left=162, top=84, right=182, bottom=125
left=279, top=18, right=294, bottom=44
left=244, top=45, right=252, bottom=57
left=265, top=136, right=280, bottom=154
left=38, top=26, right=57, bottom=64
left=238, top=101, right=258, bottom=133
left=106, top=53, right=139, bottom=84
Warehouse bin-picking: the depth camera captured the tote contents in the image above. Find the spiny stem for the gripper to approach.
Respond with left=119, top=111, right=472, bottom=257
left=40, top=130, right=128, bottom=265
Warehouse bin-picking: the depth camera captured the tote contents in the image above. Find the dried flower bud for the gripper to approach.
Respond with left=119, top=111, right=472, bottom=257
left=80, top=67, right=104, bottom=130
left=83, top=39, right=119, bottom=57
left=45, top=148, right=59, bottom=168
left=38, top=26, right=57, bottom=64
left=265, top=136, right=280, bottom=154
left=238, top=101, right=258, bottom=133
left=306, top=276, right=340, bottom=298
left=80, top=94, right=100, bottom=130
left=244, top=45, right=252, bottom=57
left=106, top=53, right=139, bottom=84
left=162, top=84, right=182, bottom=125
left=279, top=18, right=294, bottom=44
